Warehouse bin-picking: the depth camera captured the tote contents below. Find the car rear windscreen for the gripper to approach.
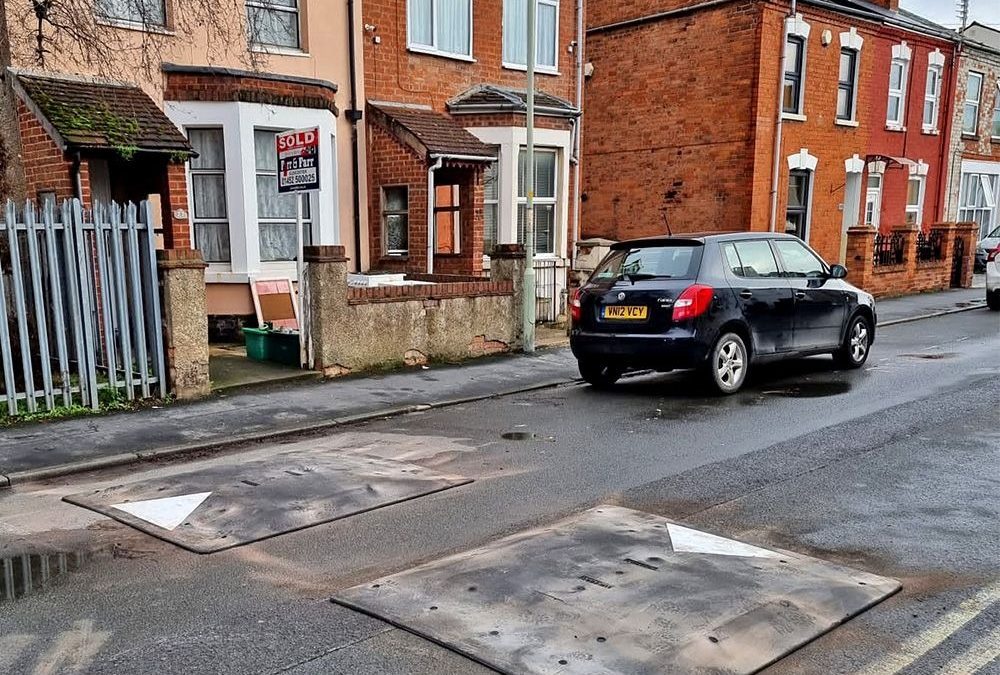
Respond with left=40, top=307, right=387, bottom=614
left=591, top=245, right=703, bottom=282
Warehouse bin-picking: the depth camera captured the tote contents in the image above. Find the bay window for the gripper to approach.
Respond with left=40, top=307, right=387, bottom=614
left=503, top=0, right=559, bottom=71
left=188, top=128, right=230, bottom=263
left=517, top=148, right=557, bottom=255
left=963, top=72, right=983, bottom=136
left=247, top=0, right=301, bottom=50
left=254, top=129, right=311, bottom=261
left=483, top=160, right=499, bottom=254
left=408, top=0, right=473, bottom=58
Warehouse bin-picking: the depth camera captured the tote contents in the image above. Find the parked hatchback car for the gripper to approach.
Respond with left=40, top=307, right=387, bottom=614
left=570, top=232, right=877, bottom=394
left=986, top=242, right=1000, bottom=311
left=975, top=225, right=1000, bottom=273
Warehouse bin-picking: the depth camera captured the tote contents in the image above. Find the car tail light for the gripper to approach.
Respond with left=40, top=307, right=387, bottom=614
left=988, top=246, right=1000, bottom=263
left=673, top=284, right=715, bottom=322
left=570, top=287, right=583, bottom=323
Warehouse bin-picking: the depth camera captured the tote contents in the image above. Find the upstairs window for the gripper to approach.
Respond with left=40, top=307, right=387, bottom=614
left=922, top=63, right=943, bottom=132
left=95, top=0, right=166, bottom=26
left=247, top=0, right=301, bottom=50
left=886, top=59, right=908, bottom=127
left=963, top=71, right=984, bottom=136
left=783, top=36, right=805, bottom=115
left=408, top=0, right=473, bottom=59
left=837, top=48, right=858, bottom=122
left=503, top=0, right=559, bottom=71
left=993, top=86, right=1000, bottom=138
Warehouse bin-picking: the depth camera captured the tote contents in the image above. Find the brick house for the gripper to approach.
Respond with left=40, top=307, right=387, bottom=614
left=582, top=0, right=957, bottom=268
left=0, top=0, right=364, bottom=323
left=944, top=23, right=1000, bottom=249
left=361, top=0, right=583, bottom=320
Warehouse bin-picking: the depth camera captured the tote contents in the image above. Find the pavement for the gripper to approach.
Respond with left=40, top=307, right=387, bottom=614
left=0, top=308, right=996, bottom=674
left=0, top=284, right=989, bottom=488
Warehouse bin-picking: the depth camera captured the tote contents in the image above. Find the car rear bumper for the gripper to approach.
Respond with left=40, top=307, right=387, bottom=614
left=570, top=328, right=711, bottom=370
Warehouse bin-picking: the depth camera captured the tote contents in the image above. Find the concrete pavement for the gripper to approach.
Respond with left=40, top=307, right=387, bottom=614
left=0, top=284, right=989, bottom=488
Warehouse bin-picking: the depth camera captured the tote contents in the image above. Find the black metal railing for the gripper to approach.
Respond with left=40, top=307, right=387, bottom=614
left=873, top=232, right=906, bottom=267
left=916, top=230, right=944, bottom=262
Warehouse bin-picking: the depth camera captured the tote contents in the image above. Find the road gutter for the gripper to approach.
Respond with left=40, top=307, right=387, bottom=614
left=877, top=301, right=986, bottom=327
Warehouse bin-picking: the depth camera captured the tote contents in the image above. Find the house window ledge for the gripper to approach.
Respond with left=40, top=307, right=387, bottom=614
left=782, top=112, right=807, bottom=122
left=95, top=17, right=173, bottom=35
left=251, top=45, right=310, bottom=58
left=991, top=137, right=1000, bottom=144
left=835, top=119, right=859, bottom=128
left=885, top=123, right=905, bottom=132
left=921, top=126, right=939, bottom=135
left=961, top=133, right=979, bottom=140
left=408, top=45, right=476, bottom=63
left=502, top=62, right=561, bottom=77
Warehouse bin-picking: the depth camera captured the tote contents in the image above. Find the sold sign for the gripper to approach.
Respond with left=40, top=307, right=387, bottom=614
left=276, top=127, right=320, bottom=194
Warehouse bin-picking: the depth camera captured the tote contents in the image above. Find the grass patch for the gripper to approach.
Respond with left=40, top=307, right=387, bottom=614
left=0, top=388, right=173, bottom=428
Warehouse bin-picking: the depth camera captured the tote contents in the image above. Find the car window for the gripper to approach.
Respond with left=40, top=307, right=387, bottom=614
left=721, top=244, right=743, bottom=276
left=773, top=240, right=827, bottom=278
left=987, top=225, right=1000, bottom=239
left=592, top=245, right=702, bottom=281
left=731, top=241, right=781, bottom=278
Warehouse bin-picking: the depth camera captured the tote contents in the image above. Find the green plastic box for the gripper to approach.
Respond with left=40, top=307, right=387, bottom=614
left=242, top=327, right=270, bottom=362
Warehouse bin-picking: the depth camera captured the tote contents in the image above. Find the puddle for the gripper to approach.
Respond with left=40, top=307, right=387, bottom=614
left=762, top=382, right=852, bottom=398
left=501, top=431, right=537, bottom=441
left=901, top=352, right=958, bottom=360
left=1, top=546, right=114, bottom=603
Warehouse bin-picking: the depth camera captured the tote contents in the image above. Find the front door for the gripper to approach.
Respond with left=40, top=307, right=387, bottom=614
left=771, top=239, right=847, bottom=350
left=723, top=241, right=795, bottom=354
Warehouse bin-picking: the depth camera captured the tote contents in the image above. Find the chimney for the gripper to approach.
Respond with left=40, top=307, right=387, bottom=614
left=868, top=0, right=900, bottom=10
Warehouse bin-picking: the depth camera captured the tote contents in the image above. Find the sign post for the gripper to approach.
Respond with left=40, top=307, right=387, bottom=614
left=276, top=127, right=320, bottom=369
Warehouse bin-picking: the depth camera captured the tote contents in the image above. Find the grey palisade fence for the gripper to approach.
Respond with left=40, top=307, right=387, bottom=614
left=0, top=199, right=165, bottom=416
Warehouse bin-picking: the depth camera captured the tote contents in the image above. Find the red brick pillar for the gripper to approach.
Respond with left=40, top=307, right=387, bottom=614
left=161, top=161, right=191, bottom=250
left=845, top=227, right=875, bottom=290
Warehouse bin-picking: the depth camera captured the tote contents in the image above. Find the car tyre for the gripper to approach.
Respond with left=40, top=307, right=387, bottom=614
left=834, top=313, right=872, bottom=369
left=578, top=360, right=622, bottom=389
left=988, top=291, right=1000, bottom=311
left=706, top=332, right=748, bottom=395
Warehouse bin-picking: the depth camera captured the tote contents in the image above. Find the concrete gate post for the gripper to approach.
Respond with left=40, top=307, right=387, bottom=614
left=157, top=249, right=210, bottom=400
left=489, top=243, right=526, bottom=349
left=304, top=245, right=350, bottom=377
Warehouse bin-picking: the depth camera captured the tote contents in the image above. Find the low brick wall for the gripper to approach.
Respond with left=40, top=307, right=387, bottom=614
left=845, top=223, right=978, bottom=298
left=306, top=245, right=526, bottom=376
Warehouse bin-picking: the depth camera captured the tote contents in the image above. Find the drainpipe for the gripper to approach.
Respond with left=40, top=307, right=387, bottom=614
left=768, top=0, right=797, bottom=232
left=426, top=156, right=443, bottom=273
left=347, top=0, right=363, bottom=272
left=571, top=0, right=584, bottom=267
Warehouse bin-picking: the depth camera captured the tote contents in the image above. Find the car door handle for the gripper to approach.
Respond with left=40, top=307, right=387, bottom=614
left=739, top=290, right=753, bottom=299
left=794, top=291, right=806, bottom=299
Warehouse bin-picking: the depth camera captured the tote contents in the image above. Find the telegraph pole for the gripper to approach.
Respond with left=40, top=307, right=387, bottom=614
left=523, top=0, right=537, bottom=352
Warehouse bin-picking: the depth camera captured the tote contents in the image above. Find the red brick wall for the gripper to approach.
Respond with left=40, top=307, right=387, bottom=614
left=582, top=2, right=760, bottom=241
left=164, top=162, right=191, bottom=250
left=18, top=101, right=76, bottom=202
left=587, top=0, right=703, bottom=30
left=363, top=0, right=578, bottom=111
left=368, top=122, right=429, bottom=271
left=164, top=72, right=338, bottom=113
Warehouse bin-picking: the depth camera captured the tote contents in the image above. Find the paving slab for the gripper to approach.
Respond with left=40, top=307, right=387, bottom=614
left=332, top=506, right=899, bottom=675
left=63, top=452, right=471, bottom=554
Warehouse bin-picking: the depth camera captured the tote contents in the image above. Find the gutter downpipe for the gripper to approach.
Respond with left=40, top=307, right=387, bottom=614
left=768, top=0, right=796, bottom=232
left=571, top=0, right=584, bottom=268
left=426, top=156, right=443, bottom=273
left=347, top=0, right=363, bottom=272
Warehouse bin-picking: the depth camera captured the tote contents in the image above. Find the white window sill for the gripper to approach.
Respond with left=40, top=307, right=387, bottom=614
left=407, top=45, right=476, bottom=63
left=251, top=45, right=310, bottom=58
left=95, top=17, right=173, bottom=35
left=835, top=118, right=859, bottom=128
left=885, top=123, right=906, bottom=132
left=921, top=127, right=939, bottom=135
left=502, top=62, right=561, bottom=76
left=782, top=112, right=807, bottom=122
left=205, top=270, right=247, bottom=284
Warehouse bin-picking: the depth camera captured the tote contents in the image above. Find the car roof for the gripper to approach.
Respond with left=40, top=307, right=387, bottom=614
left=610, top=231, right=798, bottom=249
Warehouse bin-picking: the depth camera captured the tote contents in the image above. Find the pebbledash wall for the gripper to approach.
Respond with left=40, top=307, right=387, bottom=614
left=306, top=245, right=525, bottom=375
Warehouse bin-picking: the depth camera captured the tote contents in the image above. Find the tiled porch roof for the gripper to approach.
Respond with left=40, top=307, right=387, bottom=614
left=369, top=102, right=495, bottom=162
left=13, top=71, right=193, bottom=156
left=448, top=85, right=579, bottom=117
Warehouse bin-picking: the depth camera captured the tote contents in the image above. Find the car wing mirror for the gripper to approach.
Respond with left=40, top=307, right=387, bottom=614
left=829, top=264, right=848, bottom=279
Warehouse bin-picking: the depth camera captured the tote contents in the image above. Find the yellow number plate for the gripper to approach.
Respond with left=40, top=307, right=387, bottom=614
left=602, top=305, right=648, bottom=320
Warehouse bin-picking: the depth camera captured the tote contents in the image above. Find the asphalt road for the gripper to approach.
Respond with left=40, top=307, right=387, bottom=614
left=0, top=308, right=997, bottom=675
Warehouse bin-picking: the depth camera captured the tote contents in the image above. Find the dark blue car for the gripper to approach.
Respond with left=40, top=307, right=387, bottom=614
left=570, top=232, right=877, bottom=394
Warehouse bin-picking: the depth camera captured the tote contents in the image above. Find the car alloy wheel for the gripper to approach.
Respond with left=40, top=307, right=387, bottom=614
left=710, top=333, right=747, bottom=394
left=835, top=314, right=872, bottom=369
left=849, top=319, right=869, bottom=363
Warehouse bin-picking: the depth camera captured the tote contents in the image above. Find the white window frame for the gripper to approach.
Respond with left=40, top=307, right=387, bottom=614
left=963, top=71, right=984, bottom=136
left=187, top=127, right=231, bottom=263
left=246, top=0, right=302, bottom=52
left=886, top=42, right=911, bottom=130
left=922, top=50, right=944, bottom=134
left=836, top=28, right=863, bottom=126
left=958, top=171, right=998, bottom=240
left=503, top=0, right=560, bottom=74
left=781, top=14, right=811, bottom=121
left=95, top=0, right=167, bottom=29
left=905, top=175, right=925, bottom=227
left=382, top=185, right=410, bottom=257
left=483, top=159, right=500, bottom=253
left=993, top=82, right=1000, bottom=140
left=864, top=172, right=882, bottom=228
left=516, top=147, right=558, bottom=255
left=254, top=127, right=313, bottom=262
left=784, top=148, right=818, bottom=242
left=407, top=0, right=474, bottom=61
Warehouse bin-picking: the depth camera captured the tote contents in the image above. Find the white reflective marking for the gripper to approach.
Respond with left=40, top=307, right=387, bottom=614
left=940, top=625, right=1000, bottom=675
left=110, top=492, right=211, bottom=531
left=856, top=580, right=1000, bottom=675
left=666, top=524, right=783, bottom=559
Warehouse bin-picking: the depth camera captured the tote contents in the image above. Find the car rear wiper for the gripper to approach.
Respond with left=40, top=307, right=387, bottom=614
left=616, top=273, right=663, bottom=284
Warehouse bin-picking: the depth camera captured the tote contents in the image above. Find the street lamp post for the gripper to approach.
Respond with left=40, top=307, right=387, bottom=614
left=523, top=0, right=537, bottom=352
